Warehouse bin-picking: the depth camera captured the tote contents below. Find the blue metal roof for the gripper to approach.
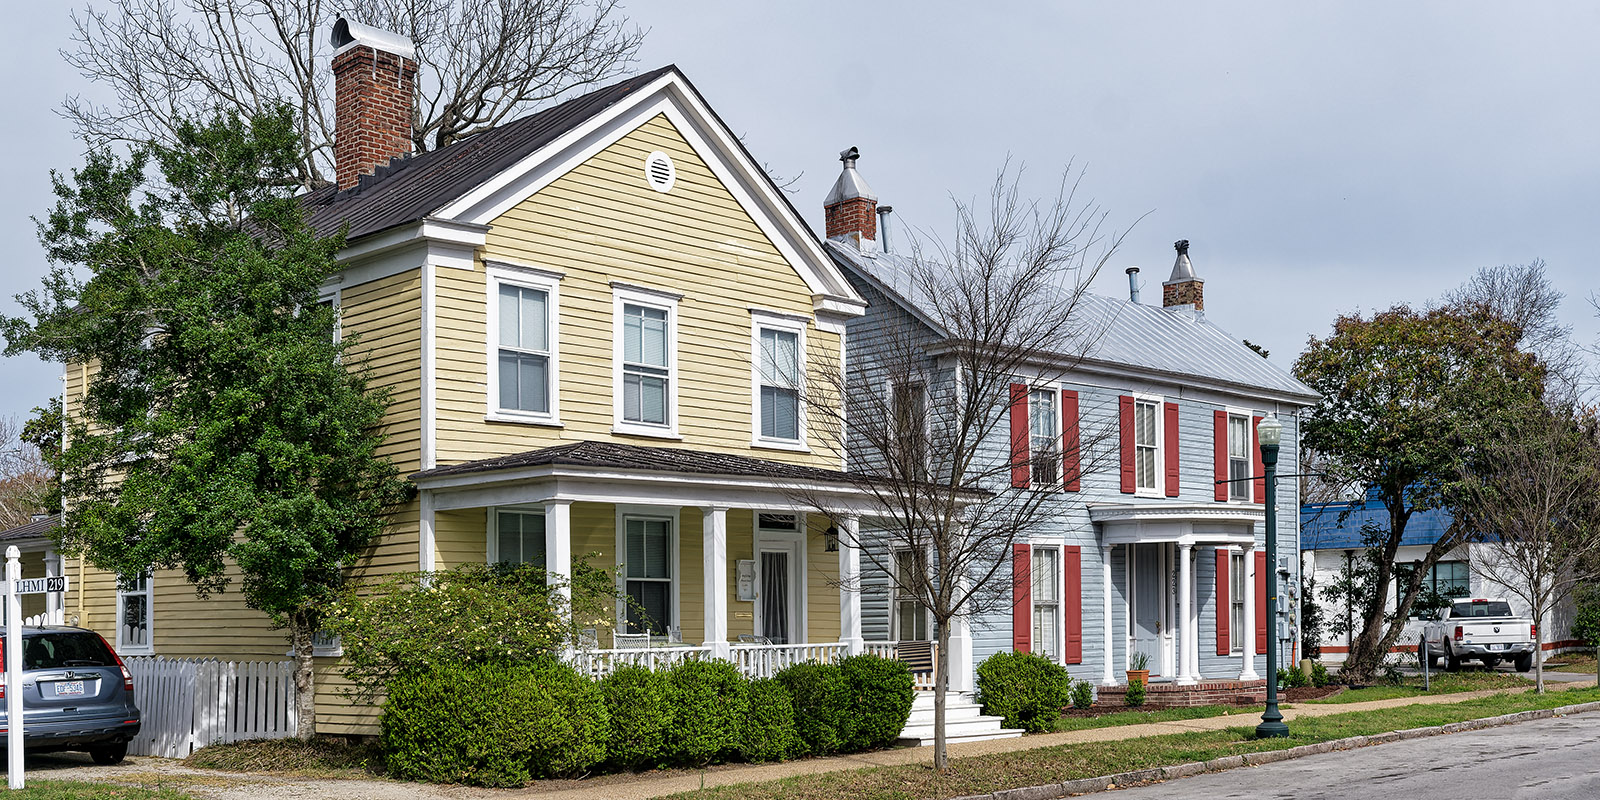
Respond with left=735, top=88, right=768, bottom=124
left=1301, top=495, right=1453, bottom=550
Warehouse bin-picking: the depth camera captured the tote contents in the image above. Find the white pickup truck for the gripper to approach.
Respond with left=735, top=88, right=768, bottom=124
left=1420, top=598, right=1537, bottom=672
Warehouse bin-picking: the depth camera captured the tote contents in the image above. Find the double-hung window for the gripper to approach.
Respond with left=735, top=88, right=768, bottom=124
left=613, top=285, right=679, bottom=435
left=1032, top=546, right=1061, bottom=661
left=488, top=264, right=560, bottom=423
left=1230, top=552, right=1246, bottom=653
left=624, top=517, right=673, bottom=634
left=1228, top=413, right=1251, bottom=501
left=890, top=380, right=927, bottom=478
left=753, top=316, right=805, bottom=445
left=492, top=509, right=547, bottom=568
left=1134, top=399, right=1160, bottom=492
left=1030, top=389, right=1059, bottom=486
left=894, top=549, right=931, bottom=641
left=116, top=572, right=154, bottom=655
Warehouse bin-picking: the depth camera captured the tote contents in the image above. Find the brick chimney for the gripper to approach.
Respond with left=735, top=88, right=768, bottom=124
left=330, top=18, right=418, bottom=190
left=824, top=147, right=878, bottom=249
left=1162, top=239, right=1204, bottom=310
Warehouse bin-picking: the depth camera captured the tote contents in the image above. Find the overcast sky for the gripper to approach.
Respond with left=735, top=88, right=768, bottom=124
left=1, top=1, right=1596, bottom=425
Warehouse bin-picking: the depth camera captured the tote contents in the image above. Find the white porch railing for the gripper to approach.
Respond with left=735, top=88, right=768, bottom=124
left=570, top=645, right=718, bottom=679
left=862, top=641, right=938, bottom=690
left=729, top=642, right=848, bottom=678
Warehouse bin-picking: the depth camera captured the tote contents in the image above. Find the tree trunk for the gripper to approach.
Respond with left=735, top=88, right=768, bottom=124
left=1534, top=614, right=1545, bottom=694
left=933, top=622, right=951, bottom=772
left=290, top=612, right=317, bottom=740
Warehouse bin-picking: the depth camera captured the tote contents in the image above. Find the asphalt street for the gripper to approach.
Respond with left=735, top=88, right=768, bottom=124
left=1106, top=711, right=1600, bottom=799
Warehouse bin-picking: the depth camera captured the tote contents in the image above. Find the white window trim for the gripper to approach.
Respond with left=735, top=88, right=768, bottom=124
left=614, top=505, right=680, bottom=634
left=1224, top=405, right=1255, bottom=504
left=752, top=511, right=809, bottom=643
left=883, top=373, right=931, bottom=474
left=611, top=285, right=681, bottom=439
left=1030, top=543, right=1064, bottom=663
left=485, top=263, right=563, bottom=426
left=115, top=571, right=154, bottom=656
left=890, top=547, right=933, bottom=642
left=486, top=505, right=547, bottom=566
left=317, top=284, right=343, bottom=348
left=749, top=310, right=810, bottom=451
left=1132, top=392, right=1165, bottom=498
left=1028, top=384, right=1061, bottom=491
left=1227, top=547, right=1246, bottom=654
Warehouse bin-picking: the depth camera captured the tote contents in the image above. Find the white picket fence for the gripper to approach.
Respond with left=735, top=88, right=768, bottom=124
left=124, top=657, right=297, bottom=757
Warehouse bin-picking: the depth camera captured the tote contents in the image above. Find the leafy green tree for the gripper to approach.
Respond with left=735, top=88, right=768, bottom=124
left=20, top=397, right=63, bottom=515
left=0, top=107, right=409, bottom=736
left=1294, top=305, right=1544, bottom=682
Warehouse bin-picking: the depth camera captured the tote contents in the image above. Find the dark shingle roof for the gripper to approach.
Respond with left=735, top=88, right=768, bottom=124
left=302, top=65, right=678, bottom=241
left=0, top=513, right=59, bottom=542
left=413, top=441, right=868, bottom=485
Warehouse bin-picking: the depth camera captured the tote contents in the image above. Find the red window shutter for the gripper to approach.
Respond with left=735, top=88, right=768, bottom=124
left=1255, top=550, right=1268, bottom=649
left=1164, top=402, right=1180, bottom=497
left=1064, top=546, right=1083, bottom=664
left=1012, top=544, right=1032, bottom=652
left=1216, top=548, right=1230, bottom=655
left=1118, top=395, right=1135, bottom=493
left=1062, top=390, right=1081, bottom=491
left=1010, top=384, right=1030, bottom=488
left=1252, top=415, right=1266, bottom=503
left=1213, top=410, right=1229, bottom=502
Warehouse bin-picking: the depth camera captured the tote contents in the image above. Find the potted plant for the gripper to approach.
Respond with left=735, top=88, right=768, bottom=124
left=1126, top=651, right=1151, bottom=688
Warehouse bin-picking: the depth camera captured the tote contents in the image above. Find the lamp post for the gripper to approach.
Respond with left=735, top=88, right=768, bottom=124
left=1255, top=413, right=1289, bottom=739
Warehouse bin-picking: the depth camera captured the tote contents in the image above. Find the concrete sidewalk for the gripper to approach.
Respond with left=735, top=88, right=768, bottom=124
left=512, top=677, right=1599, bottom=800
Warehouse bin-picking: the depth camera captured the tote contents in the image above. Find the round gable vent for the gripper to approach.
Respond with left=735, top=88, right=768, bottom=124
left=644, top=151, right=676, bottom=193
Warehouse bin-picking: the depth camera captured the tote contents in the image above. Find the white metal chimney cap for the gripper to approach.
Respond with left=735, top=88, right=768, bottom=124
left=331, top=17, right=416, bottom=61
left=824, top=146, right=877, bottom=206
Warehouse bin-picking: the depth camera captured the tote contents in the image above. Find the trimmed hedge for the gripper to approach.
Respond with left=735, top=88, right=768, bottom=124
left=600, top=665, right=671, bottom=770
left=381, top=659, right=608, bottom=786
left=839, top=654, right=916, bottom=750
left=740, top=679, right=802, bottom=762
left=665, top=659, right=750, bottom=766
left=975, top=651, right=1072, bottom=733
left=775, top=661, right=852, bottom=755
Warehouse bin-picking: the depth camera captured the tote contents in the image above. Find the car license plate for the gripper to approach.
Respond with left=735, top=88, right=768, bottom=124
left=54, top=680, right=85, bottom=697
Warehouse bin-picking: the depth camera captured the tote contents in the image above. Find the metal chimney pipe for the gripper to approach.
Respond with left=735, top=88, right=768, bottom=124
left=1125, top=266, right=1141, bottom=303
left=876, top=205, right=894, bottom=254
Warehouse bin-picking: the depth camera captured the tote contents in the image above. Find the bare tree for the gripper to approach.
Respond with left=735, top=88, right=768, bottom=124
left=799, top=166, right=1130, bottom=771
left=1454, top=403, right=1600, bottom=693
left=0, top=416, right=51, bottom=530
left=62, top=0, right=645, bottom=190
left=1443, top=260, right=1581, bottom=401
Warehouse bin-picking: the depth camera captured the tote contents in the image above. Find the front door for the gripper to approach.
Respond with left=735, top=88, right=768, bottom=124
left=1131, top=543, right=1164, bottom=676
left=758, top=545, right=799, bottom=644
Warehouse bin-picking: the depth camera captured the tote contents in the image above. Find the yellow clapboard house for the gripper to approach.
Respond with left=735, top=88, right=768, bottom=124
left=52, top=24, right=878, bottom=735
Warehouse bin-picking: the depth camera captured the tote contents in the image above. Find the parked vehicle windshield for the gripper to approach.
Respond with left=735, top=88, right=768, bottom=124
left=2, top=632, right=121, bottom=669
left=1450, top=601, right=1514, bottom=618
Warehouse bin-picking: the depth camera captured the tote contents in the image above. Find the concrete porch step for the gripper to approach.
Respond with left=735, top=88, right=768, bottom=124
left=896, top=692, right=1024, bottom=747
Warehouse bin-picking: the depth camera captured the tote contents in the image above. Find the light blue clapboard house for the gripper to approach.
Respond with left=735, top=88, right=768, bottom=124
left=819, top=151, right=1319, bottom=698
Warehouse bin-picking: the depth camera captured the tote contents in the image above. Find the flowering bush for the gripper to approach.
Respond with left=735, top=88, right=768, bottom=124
left=324, top=560, right=616, bottom=702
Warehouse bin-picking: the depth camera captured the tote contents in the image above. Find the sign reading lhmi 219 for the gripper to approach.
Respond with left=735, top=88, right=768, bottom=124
left=3, top=575, right=69, bottom=595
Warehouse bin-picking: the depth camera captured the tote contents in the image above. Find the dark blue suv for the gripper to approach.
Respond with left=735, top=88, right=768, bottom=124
left=0, top=626, right=142, bottom=765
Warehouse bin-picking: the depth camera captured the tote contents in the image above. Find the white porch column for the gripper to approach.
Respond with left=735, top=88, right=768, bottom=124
left=1240, top=544, right=1259, bottom=680
left=418, top=489, right=436, bottom=578
left=837, top=515, right=864, bottom=655
left=543, top=500, right=573, bottom=608
left=1177, top=543, right=1195, bottom=685
left=702, top=506, right=730, bottom=660
left=1101, top=545, right=1116, bottom=686
left=44, top=549, right=64, bottom=625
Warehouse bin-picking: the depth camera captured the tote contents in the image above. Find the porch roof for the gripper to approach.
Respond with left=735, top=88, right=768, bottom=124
left=414, top=441, right=873, bottom=484
left=1088, top=502, right=1263, bottom=546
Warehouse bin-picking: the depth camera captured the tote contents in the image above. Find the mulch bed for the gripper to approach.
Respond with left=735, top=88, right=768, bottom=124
left=1282, top=685, right=1345, bottom=701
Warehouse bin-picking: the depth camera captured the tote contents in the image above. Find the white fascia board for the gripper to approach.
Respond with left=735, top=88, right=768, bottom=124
left=429, top=70, right=864, bottom=315
left=334, top=218, right=488, bottom=288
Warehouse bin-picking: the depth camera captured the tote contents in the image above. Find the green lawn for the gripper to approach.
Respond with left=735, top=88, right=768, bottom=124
left=1306, top=671, right=1530, bottom=703
left=660, top=685, right=1600, bottom=800
left=1053, top=704, right=1242, bottom=732
left=0, top=782, right=194, bottom=799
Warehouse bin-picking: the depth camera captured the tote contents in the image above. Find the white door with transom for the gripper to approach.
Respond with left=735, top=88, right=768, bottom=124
left=756, top=540, right=801, bottom=644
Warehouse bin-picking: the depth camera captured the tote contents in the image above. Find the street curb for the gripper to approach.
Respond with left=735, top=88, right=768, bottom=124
left=946, top=700, right=1600, bottom=800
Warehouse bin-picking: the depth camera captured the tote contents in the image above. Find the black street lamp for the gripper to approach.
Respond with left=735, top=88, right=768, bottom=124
left=1255, top=413, right=1289, bottom=739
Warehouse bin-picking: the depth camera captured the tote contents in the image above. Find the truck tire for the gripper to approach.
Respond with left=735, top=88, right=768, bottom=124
left=1418, top=644, right=1431, bottom=669
left=1445, top=646, right=1461, bottom=672
left=1515, top=653, right=1533, bottom=673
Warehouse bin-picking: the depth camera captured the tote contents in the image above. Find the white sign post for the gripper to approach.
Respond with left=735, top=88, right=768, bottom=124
left=6, top=545, right=23, bottom=789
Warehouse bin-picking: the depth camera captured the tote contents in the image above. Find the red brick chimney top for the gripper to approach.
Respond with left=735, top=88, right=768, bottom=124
left=331, top=18, right=417, bottom=190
